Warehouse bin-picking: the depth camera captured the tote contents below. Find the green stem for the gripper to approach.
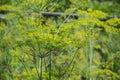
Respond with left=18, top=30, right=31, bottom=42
left=89, top=28, right=94, bottom=80
left=49, top=52, right=52, bottom=80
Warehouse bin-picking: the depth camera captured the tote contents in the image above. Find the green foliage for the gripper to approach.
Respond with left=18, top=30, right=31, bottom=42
left=0, top=0, right=120, bottom=80
left=91, top=1, right=120, bottom=15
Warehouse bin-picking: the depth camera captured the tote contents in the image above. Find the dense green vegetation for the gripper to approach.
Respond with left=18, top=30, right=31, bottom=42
left=0, top=0, right=120, bottom=80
